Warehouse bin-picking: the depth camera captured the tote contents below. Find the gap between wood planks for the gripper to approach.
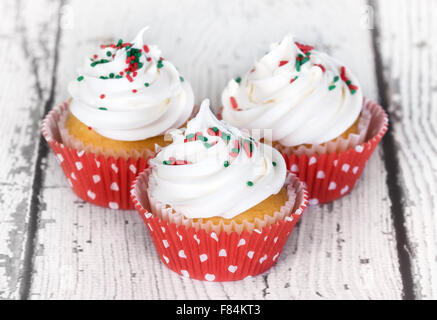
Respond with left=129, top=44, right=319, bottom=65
left=18, top=0, right=65, bottom=301
left=369, top=0, right=415, bottom=300
left=15, top=0, right=417, bottom=300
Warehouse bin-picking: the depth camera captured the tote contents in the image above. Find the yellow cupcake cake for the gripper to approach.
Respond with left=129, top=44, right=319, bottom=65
left=64, top=27, right=194, bottom=159
left=146, top=99, right=293, bottom=233
left=221, top=35, right=369, bottom=155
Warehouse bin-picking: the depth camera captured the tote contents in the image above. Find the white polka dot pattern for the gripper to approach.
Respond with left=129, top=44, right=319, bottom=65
left=281, top=98, right=388, bottom=204
left=130, top=168, right=309, bottom=282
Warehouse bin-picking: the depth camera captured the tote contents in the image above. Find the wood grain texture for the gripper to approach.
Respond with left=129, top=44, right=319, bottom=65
left=0, top=0, right=61, bottom=299
left=26, top=0, right=403, bottom=299
left=376, top=0, right=437, bottom=299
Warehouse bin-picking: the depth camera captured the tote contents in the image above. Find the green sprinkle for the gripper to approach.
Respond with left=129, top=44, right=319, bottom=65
left=179, top=76, right=184, bottom=82
left=163, top=160, right=171, bottom=165
left=117, top=39, right=123, bottom=47
left=346, top=80, right=352, bottom=85
left=333, top=76, right=339, bottom=82
left=231, top=148, right=240, bottom=154
left=235, top=76, right=242, bottom=84
left=144, top=82, right=150, bottom=87
left=224, top=161, right=229, bottom=167
left=90, top=59, right=110, bottom=67
left=77, top=76, right=84, bottom=82
left=157, top=60, right=164, bottom=69
left=247, top=181, right=254, bottom=187
left=212, top=127, right=218, bottom=132
left=106, top=51, right=112, bottom=57
left=99, top=76, right=108, bottom=79
left=98, top=107, right=108, bottom=111
left=328, top=85, right=336, bottom=91
left=109, top=73, right=114, bottom=78
left=296, top=60, right=301, bottom=72
left=186, top=133, right=195, bottom=140
left=272, top=161, right=277, bottom=167
left=351, top=89, right=357, bottom=94
left=198, top=135, right=208, bottom=142
left=115, top=75, right=122, bottom=79
left=204, top=143, right=212, bottom=148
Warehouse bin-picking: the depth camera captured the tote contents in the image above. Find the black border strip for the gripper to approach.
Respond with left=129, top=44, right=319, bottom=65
left=369, top=0, right=415, bottom=300
left=18, top=0, right=64, bottom=300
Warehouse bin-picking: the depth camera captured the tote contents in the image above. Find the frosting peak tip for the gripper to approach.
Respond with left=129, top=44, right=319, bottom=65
left=198, top=98, right=211, bottom=112
left=132, top=26, right=150, bottom=46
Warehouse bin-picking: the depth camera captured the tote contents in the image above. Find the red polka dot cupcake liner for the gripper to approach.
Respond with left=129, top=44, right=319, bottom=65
left=280, top=98, right=388, bottom=205
left=42, top=101, right=152, bottom=210
left=131, top=168, right=309, bottom=282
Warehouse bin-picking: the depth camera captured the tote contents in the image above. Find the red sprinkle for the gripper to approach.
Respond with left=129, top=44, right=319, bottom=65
left=295, top=42, right=314, bottom=54
left=194, top=131, right=203, bottom=140
left=88, top=127, right=92, bottom=130
left=146, top=57, right=151, bottom=62
left=93, top=54, right=98, bottom=59
left=340, top=66, right=348, bottom=81
left=243, top=141, right=252, bottom=158
left=278, top=60, right=289, bottom=67
left=143, top=45, right=150, bottom=53
left=126, top=74, right=133, bottom=82
left=132, top=89, right=137, bottom=93
left=314, top=64, right=326, bottom=73
left=290, top=77, right=297, bottom=84
left=207, top=128, right=220, bottom=136
left=101, top=44, right=116, bottom=49
left=230, top=97, right=238, bottom=110
left=348, top=84, right=359, bottom=91
left=100, top=94, right=105, bottom=99
left=234, top=139, right=240, bottom=150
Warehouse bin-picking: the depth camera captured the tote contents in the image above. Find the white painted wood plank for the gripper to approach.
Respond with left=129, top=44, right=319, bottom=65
left=377, top=0, right=437, bottom=299
left=30, top=0, right=402, bottom=299
left=0, top=0, right=60, bottom=299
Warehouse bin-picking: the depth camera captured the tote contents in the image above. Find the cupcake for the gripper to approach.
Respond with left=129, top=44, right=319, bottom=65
left=42, top=27, right=195, bottom=210
left=131, top=99, right=308, bottom=281
left=221, top=35, right=388, bottom=204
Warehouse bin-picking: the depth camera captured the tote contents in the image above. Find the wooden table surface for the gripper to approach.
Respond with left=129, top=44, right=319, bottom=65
left=0, top=0, right=435, bottom=300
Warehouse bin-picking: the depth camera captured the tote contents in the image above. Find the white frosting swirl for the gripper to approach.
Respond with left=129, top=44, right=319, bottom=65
left=148, top=99, right=286, bottom=219
left=68, top=27, right=194, bottom=141
left=221, top=35, right=363, bottom=146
